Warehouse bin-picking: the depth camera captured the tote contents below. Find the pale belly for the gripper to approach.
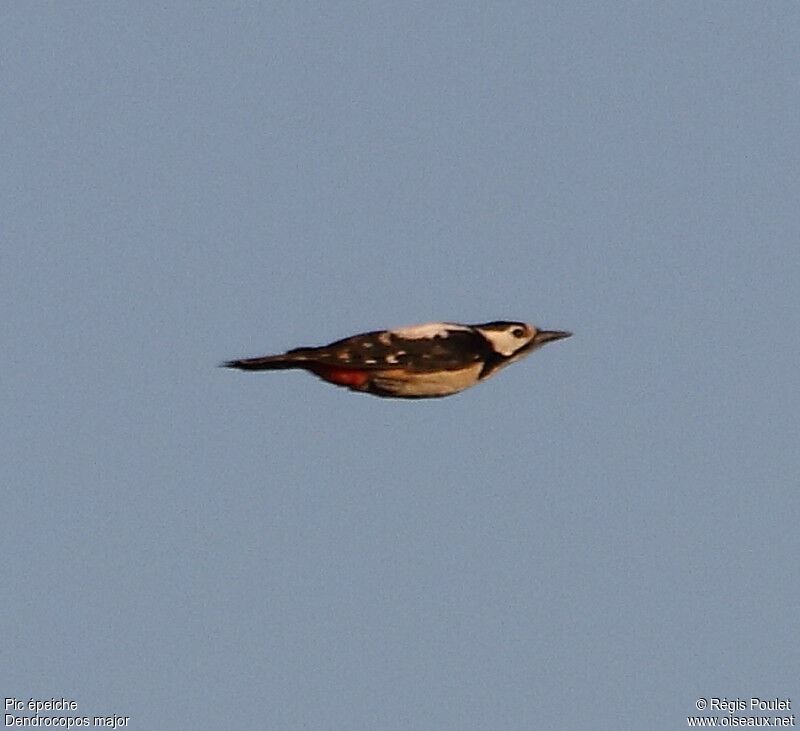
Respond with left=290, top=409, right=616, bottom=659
left=368, top=363, right=483, bottom=398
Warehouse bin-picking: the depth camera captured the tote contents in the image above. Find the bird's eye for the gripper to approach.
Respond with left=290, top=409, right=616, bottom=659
left=512, top=327, right=525, bottom=338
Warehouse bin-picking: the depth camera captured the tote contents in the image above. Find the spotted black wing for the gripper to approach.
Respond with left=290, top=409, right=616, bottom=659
left=288, top=329, right=494, bottom=372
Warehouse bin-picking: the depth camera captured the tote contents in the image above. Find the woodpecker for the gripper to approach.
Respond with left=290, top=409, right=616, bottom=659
left=222, top=321, right=571, bottom=399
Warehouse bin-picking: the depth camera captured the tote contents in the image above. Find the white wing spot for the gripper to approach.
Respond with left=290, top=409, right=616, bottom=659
left=389, top=322, right=470, bottom=340
left=364, top=358, right=377, bottom=364
left=337, top=351, right=351, bottom=360
left=385, top=354, right=399, bottom=364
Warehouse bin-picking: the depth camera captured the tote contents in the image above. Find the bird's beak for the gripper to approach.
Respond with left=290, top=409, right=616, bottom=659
left=533, top=330, right=572, bottom=346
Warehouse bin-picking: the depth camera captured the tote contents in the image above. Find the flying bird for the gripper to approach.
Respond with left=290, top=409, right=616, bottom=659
left=222, top=320, right=571, bottom=399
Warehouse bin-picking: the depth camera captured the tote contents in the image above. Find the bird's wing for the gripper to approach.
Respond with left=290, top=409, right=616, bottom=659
left=291, top=328, right=493, bottom=372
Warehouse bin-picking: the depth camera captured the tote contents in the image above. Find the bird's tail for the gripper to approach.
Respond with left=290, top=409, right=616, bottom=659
left=220, top=354, right=305, bottom=371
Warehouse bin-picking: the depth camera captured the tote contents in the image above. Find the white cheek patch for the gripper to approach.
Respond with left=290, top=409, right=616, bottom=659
left=478, top=328, right=533, bottom=356
left=389, top=322, right=470, bottom=340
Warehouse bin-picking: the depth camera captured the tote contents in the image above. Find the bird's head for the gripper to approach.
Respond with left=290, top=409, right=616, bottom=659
left=473, top=321, right=572, bottom=363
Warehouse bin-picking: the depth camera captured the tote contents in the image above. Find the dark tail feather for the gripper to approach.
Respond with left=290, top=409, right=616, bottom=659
left=220, top=354, right=302, bottom=371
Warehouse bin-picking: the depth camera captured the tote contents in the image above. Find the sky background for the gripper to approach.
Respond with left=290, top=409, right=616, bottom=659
left=2, top=2, right=798, bottom=729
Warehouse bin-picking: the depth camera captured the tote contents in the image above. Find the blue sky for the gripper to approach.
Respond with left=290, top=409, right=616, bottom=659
left=3, top=3, right=798, bottom=729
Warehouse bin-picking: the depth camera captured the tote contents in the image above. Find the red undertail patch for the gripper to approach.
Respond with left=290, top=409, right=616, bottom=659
left=307, top=364, right=370, bottom=389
